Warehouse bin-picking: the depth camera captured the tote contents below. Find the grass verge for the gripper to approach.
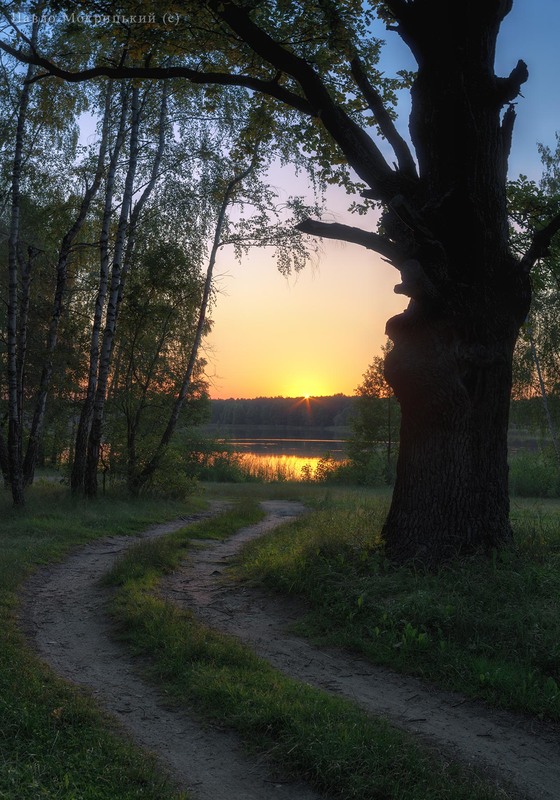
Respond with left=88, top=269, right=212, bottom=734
left=0, top=482, right=205, bottom=800
left=237, top=491, right=560, bottom=721
left=105, top=497, right=510, bottom=800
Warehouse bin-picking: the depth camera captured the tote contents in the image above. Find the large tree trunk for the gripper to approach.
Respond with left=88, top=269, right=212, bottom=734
left=382, top=304, right=521, bottom=564
left=370, top=3, right=532, bottom=564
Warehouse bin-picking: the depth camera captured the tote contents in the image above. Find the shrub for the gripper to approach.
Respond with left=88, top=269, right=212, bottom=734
left=509, top=446, right=560, bottom=497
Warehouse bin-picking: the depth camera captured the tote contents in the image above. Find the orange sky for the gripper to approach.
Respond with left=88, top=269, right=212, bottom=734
left=204, top=181, right=407, bottom=400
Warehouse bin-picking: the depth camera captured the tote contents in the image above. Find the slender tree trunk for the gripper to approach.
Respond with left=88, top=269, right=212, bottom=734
left=131, top=159, right=256, bottom=494
left=386, top=396, right=392, bottom=480
left=84, top=82, right=168, bottom=497
left=71, top=83, right=129, bottom=494
left=6, top=20, right=38, bottom=507
left=16, top=248, right=33, bottom=437
left=23, top=82, right=112, bottom=486
left=124, top=317, right=172, bottom=494
left=0, top=426, right=9, bottom=487
left=528, top=328, right=560, bottom=467
left=84, top=85, right=141, bottom=497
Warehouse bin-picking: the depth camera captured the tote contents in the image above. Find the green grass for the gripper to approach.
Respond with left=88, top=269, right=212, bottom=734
left=237, top=490, right=560, bottom=721
left=0, top=482, right=205, bottom=800
left=104, top=498, right=510, bottom=800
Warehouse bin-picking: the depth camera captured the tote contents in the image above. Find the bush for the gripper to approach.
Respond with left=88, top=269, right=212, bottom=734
left=142, top=448, right=201, bottom=499
left=327, top=451, right=396, bottom=486
left=509, top=446, right=560, bottom=497
left=195, top=451, right=252, bottom=483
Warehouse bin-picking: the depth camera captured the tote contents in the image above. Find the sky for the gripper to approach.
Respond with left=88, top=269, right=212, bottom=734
left=204, top=1, right=560, bottom=400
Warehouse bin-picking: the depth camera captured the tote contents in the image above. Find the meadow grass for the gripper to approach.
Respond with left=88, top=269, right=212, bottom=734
left=237, top=489, right=560, bottom=721
left=104, top=497, right=509, bottom=800
left=0, top=481, right=204, bottom=800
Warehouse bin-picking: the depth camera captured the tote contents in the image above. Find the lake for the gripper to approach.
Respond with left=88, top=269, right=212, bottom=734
left=203, top=425, right=349, bottom=480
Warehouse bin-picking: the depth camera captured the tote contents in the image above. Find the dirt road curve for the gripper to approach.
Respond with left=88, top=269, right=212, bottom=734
left=22, top=500, right=560, bottom=800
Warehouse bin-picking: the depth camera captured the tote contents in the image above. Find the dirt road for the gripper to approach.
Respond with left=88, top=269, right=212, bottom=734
left=22, top=500, right=560, bottom=799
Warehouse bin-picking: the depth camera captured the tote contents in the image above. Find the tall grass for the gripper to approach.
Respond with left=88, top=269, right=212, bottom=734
left=238, top=491, right=560, bottom=721
left=197, top=450, right=344, bottom=482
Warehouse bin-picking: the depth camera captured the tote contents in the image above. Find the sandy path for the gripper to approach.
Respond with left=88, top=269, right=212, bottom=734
left=159, top=500, right=560, bottom=800
left=21, top=503, right=322, bottom=800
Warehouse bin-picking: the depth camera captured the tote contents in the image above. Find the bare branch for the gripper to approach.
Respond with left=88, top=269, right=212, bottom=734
left=295, top=218, right=402, bottom=262
left=349, top=55, right=417, bottom=179
left=520, top=213, right=560, bottom=273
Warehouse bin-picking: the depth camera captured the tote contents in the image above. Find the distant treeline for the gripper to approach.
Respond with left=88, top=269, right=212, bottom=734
left=208, top=395, right=355, bottom=428
left=207, top=394, right=559, bottom=435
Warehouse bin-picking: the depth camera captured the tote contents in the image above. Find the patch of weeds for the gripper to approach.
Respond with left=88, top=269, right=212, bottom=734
left=238, top=495, right=560, bottom=721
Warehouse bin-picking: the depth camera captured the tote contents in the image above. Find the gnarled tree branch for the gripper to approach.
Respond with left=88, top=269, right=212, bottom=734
left=295, top=218, right=402, bottom=262
left=0, top=38, right=317, bottom=116
left=207, top=0, right=409, bottom=201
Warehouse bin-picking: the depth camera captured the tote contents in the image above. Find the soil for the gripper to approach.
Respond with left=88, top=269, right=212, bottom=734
left=21, top=500, right=560, bottom=800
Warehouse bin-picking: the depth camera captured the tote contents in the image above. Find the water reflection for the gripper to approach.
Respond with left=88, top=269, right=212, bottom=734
left=212, top=430, right=349, bottom=481
left=237, top=452, right=336, bottom=481
left=229, top=437, right=347, bottom=460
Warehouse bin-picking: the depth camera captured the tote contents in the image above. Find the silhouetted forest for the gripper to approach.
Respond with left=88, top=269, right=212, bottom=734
left=208, top=395, right=354, bottom=428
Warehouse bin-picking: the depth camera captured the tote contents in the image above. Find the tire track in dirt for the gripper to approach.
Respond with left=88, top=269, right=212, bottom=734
left=20, top=502, right=322, bottom=800
left=160, top=500, right=560, bottom=800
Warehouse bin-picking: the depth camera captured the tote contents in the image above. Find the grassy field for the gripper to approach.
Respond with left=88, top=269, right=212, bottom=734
left=237, top=489, right=560, bottom=721
left=2, top=479, right=558, bottom=798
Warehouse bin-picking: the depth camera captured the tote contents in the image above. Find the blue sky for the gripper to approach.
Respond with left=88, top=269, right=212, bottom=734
left=377, top=0, right=560, bottom=180
left=497, top=0, right=560, bottom=178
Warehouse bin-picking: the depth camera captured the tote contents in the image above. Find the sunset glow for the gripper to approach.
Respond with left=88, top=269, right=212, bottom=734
left=204, top=4, right=558, bottom=403
left=206, top=221, right=407, bottom=400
